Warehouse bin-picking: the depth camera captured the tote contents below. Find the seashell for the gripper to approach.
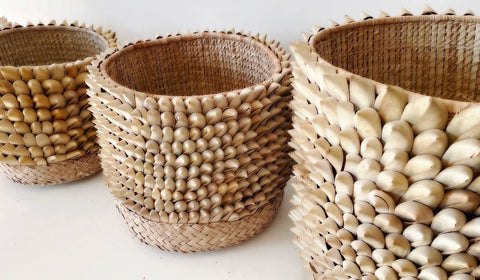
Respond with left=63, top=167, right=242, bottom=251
left=335, top=171, right=354, bottom=196
left=418, top=267, right=447, bottom=280
left=431, top=208, right=467, bottom=233
left=375, top=170, right=408, bottom=202
left=399, top=180, right=444, bottom=208
left=349, top=75, right=375, bottom=109
left=354, top=201, right=376, bottom=223
left=336, top=101, right=355, bottom=130
left=356, top=223, right=384, bottom=249
left=467, top=241, right=480, bottom=257
left=372, top=249, right=396, bottom=266
left=325, top=145, right=344, bottom=173
left=356, top=158, right=381, bottom=181
left=381, top=149, right=409, bottom=172
left=442, top=139, right=480, bottom=170
left=431, top=232, right=469, bottom=254
left=401, top=96, right=448, bottom=134
left=382, top=120, right=413, bottom=152
left=391, top=259, right=418, bottom=277
left=375, top=266, right=398, bottom=280
left=412, top=129, right=448, bottom=157
left=13, top=80, right=29, bottom=95
left=42, top=79, right=63, bottom=94
left=441, top=253, right=477, bottom=273
left=323, top=73, right=349, bottom=101
left=356, top=255, right=375, bottom=273
left=434, top=165, right=473, bottom=189
left=467, top=176, right=480, bottom=194
left=446, top=104, right=480, bottom=141
left=343, top=260, right=362, bottom=279
left=335, top=193, right=353, bottom=214
left=440, top=189, right=479, bottom=213
left=385, top=233, right=411, bottom=258
left=448, top=274, right=474, bottom=280
left=320, top=97, right=339, bottom=126
left=344, top=213, right=359, bottom=234
left=403, top=224, right=433, bottom=247
left=33, top=66, right=49, bottom=81
left=374, top=85, right=407, bottom=123
left=351, top=239, right=372, bottom=256
left=374, top=213, right=403, bottom=233
left=339, top=128, right=360, bottom=154
left=403, top=155, right=442, bottom=182
left=369, top=189, right=395, bottom=213
left=460, top=217, right=480, bottom=238
left=354, top=108, right=381, bottom=139
left=353, top=179, right=377, bottom=202
left=394, top=201, right=434, bottom=224
left=407, top=246, right=443, bottom=268
left=344, top=153, right=362, bottom=176
left=0, top=66, right=20, bottom=81
left=360, top=137, right=382, bottom=161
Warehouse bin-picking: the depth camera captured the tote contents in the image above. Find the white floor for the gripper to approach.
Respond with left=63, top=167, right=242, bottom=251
left=0, top=173, right=309, bottom=280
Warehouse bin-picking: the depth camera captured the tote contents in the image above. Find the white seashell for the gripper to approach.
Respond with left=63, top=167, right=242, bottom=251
left=467, top=175, right=480, bottom=194
left=412, top=129, right=448, bottom=157
left=403, top=154, right=442, bottom=182
left=356, top=158, right=381, bottom=181
left=431, top=232, right=469, bottom=254
left=418, top=267, right=447, bottom=280
left=401, top=96, right=448, bottom=134
left=343, top=260, right=362, bottom=279
left=375, top=266, right=398, bottom=280
left=335, top=171, right=354, bottom=196
left=325, top=124, right=340, bottom=146
left=385, top=233, right=411, bottom=258
left=353, top=179, right=376, bottom=202
left=323, top=73, right=349, bottom=102
left=399, top=180, right=444, bottom=208
left=382, top=120, right=413, bottom=152
left=371, top=249, right=395, bottom=265
left=349, top=75, right=375, bottom=109
left=351, top=240, right=372, bottom=256
left=467, top=241, right=480, bottom=258
left=320, top=97, right=339, bottom=126
left=460, top=217, right=480, bottom=238
left=391, top=259, right=418, bottom=277
left=375, top=170, right=408, bottom=202
left=375, top=85, right=407, bottom=123
left=335, top=193, right=353, bottom=213
left=357, top=223, right=384, bottom=249
left=311, top=115, right=329, bottom=137
left=369, top=190, right=395, bottom=213
left=356, top=255, right=375, bottom=273
left=403, top=224, right=433, bottom=247
left=441, top=253, right=477, bottom=274
left=354, top=201, right=376, bottom=224
left=344, top=153, right=362, bottom=176
left=360, top=137, right=382, bottom=161
left=340, top=128, right=361, bottom=154
left=442, top=138, right=480, bottom=171
left=434, top=165, right=473, bottom=189
left=354, top=108, right=382, bottom=139
left=395, top=201, right=434, bottom=224
left=381, top=149, right=409, bottom=172
left=431, top=208, right=467, bottom=233
left=344, top=213, right=359, bottom=234
left=448, top=274, right=474, bottom=280
left=336, top=101, right=355, bottom=130
left=440, top=189, right=479, bottom=213
left=324, top=145, right=344, bottom=173
left=446, top=104, right=480, bottom=141
left=374, top=213, right=403, bottom=233
left=407, top=246, right=443, bottom=267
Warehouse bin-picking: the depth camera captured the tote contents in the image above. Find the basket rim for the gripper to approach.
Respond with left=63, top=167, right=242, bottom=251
left=309, top=14, right=480, bottom=112
left=92, top=30, right=287, bottom=100
left=0, top=23, right=117, bottom=68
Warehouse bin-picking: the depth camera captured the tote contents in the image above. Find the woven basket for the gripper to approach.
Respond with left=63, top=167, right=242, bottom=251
left=290, top=8, right=480, bottom=280
left=87, top=30, right=292, bottom=252
left=0, top=21, right=117, bottom=185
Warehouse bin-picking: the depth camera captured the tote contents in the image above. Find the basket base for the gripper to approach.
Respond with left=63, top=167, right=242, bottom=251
left=116, top=192, right=283, bottom=253
left=0, top=151, right=101, bottom=186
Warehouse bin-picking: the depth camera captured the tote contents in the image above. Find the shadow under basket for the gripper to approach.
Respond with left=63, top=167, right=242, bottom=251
left=88, top=31, right=292, bottom=252
left=0, top=22, right=117, bottom=185
left=290, top=11, right=480, bottom=280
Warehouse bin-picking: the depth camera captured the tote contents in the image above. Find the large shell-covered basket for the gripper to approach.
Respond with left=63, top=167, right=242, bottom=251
left=0, top=21, right=117, bottom=185
left=290, top=8, right=480, bottom=280
left=87, top=30, right=292, bottom=252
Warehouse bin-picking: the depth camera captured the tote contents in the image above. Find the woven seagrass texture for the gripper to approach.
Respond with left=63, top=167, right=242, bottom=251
left=290, top=8, right=480, bottom=280
left=88, top=30, right=292, bottom=252
left=117, top=192, right=283, bottom=253
left=0, top=21, right=117, bottom=185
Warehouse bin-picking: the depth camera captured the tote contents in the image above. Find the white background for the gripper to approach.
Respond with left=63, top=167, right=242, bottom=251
left=1, top=1, right=480, bottom=280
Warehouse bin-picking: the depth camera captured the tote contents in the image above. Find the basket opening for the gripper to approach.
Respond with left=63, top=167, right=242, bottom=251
left=313, top=17, right=480, bottom=102
left=0, top=26, right=108, bottom=66
left=101, top=33, right=280, bottom=96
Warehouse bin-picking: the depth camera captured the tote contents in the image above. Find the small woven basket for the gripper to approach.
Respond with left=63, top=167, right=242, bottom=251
left=290, top=8, right=480, bottom=280
left=87, top=30, right=292, bottom=252
left=0, top=21, right=117, bottom=185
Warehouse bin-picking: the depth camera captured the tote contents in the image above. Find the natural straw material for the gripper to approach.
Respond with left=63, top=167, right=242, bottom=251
left=290, top=8, right=480, bottom=279
left=88, top=30, right=292, bottom=252
left=0, top=21, right=117, bottom=185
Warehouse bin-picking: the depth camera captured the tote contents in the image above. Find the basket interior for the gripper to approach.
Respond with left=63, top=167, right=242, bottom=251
left=102, top=33, right=280, bottom=96
left=0, top=26, right=108, bottom=66
left=313, top=17, right=480, bottom=102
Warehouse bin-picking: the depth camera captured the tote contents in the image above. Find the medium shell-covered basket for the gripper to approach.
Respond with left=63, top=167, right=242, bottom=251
left=290, top=8, right=480, bottom=280
left=0, top=21, right=117, bottom=185
left=87, top=30, right=292, bottom=252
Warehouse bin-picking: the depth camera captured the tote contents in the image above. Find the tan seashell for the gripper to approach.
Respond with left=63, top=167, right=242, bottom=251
left=323, top=73, right=349, bottom=102
left=361, top=136, right=382, bottom=161
left=391, top=259, right=418, bottom=277
left=440, top=189, right=479, bottom=213
left=354, top=200, right=376, bottom=223
left=382, top=120, right=413, bottom=152
left=442, top=139, right=480, bottom=170
left=460, top=217, right=480, bottom=238
left=467, top=176, right=480, bottom=194
left=344, top=153, right=362, bottom=176
left=349, top=75, right=375, bottom=109
left=407, top=246, right=443, bottom=268
left=369, top=189, right=395, bottom=213
left=418, top=267, right=447, bottom=280
left=431, top=232, right=469, bottom=254
left=403, top=154, right=442, bottom=182
left=335, top=171, right=354, bottom=196
left=353, top=179, right=377, bottom=202
left=320, top=97, right=339, bottom=126
left=374, top=213, right=403, bottom=233
left=403, top=224, right=433, bottom=247
left=381, top=149, right=409, bottom=172
left=13, top=80, right=29, bottom=95
left=356, top=158, right=381, bottom=181
left=335, top=193, right=353, bottom=214
left=401, top=96, right=448, bottom=134
left=375, top=170, right=408, bottom=202
left=399, top=180, right=444, bottom=208
left=343, top=260, right=362, bottom=279
left=339, top=128, right=360, bottom=154
left=357, top=223, right=384, bottom=249
left=431, top=208, right=467, bottom=233
left=412, top=129, right=448, bottom=157
left=448, top=274, right=474, bottom=280
left=351, top=239, right=372, bottom=256
left=441, top=253, right=477, bottom=274
left=344, top=213, right=359, bottom=234
left=446, top=104, right=480, bottom=141
left=33, top=66, right=50, bottom=81
left=354, top=108, right=382, bottom=139
left=356, top=255, right=375, bottom=273
left=386, top=233, right=411, bottom=258
left=374, top=85, right=407, bottom=123
left=435, top=165, right=473, bottom=189
left=467, top=241, right=480, bottom=258
left=42, top=79, right=63, bottom=94
left=375, top=266, right=398, bottom=280
left=395, top=201, right=434, bottom=224
left=0, top=66, right=21, bottom=81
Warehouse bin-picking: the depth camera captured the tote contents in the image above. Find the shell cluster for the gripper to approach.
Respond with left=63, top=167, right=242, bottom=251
left=0, top=21, right=117, bottom=171
left=87, top=30, right=292, bottom=226
left=290, top=7, right=480, bottom=280
left=0, top=17, right=10, bottom=29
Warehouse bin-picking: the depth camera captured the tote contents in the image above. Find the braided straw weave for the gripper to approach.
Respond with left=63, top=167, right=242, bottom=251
left=0, top=21, right=117, bottom=185
left=87, top=30, right=292, bottom=252
left=290, top=7, right=480, bottom=280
